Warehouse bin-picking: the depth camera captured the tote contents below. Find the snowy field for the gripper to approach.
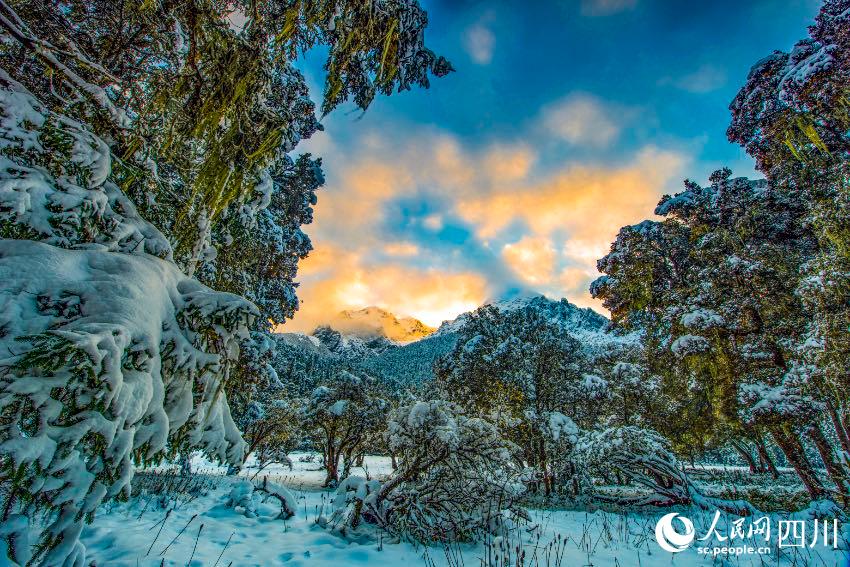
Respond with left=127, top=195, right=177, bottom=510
left=76, top=453, right=849, bottom=567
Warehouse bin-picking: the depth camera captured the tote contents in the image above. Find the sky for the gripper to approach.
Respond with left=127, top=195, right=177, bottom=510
left=281, top=0, right=821, bottom=331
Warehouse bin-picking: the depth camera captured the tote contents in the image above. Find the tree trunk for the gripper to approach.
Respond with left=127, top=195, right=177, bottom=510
left=340, top=451, right=353, bottom=482
left=537, top=437, right=551, bottom=496
left=324, top=438, right=339, bottom=487
left=755, top=435, right=779, bottom=479
left=807, top=423, right=850, bottom=504
left=731, top=440, right=759, bottom=473
left=390, top=453, right=398, bottom=470
left=771, top=426, right=826, bottom=500
left=826, top=398, right=850, bottom=457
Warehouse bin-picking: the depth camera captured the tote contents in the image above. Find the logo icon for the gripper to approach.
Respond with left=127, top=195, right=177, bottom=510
left=655, top=513, right=695, bottom=553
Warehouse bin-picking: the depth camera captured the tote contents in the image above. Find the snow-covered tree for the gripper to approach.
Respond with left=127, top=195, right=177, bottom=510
left=231, top=387, right=301, bottom=477
left=200, top=154, right=325, bottom=330
left=592, top=169, right=842, bottom=499
left=332, top=400, right=526, bottom=542
left=0, top=76, right=253, bottom=565
left=436, top=306, right=590, bottom=495
left=729, top=0, right=850, bottom=494
left=303, top=371, right=388, bottom=487
left=5, top=0, right=451, bottom=271
left=574, top=427, right=754, bottom=515
left=0, top=0, right=450, bottom=562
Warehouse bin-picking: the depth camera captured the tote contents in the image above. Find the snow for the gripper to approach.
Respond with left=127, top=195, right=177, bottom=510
left=681, top=309, right=724, bottom=331
left=545, top=411, right=579, bottom=443
left=0, top=71, right=208, bottom=564
left=0, top=238, right=256, bottom=562
left=328, top=399, right=348, bottom=416
left=671, top=334, right=711, bottom=356
left=65, top=453, right=849, bottom=567
left=778, top=40, right=835, bottom=105
left=0, top=71, right=171, bottom=260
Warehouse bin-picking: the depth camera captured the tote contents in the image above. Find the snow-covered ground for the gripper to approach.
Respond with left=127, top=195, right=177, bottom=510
left=78, top=453, right=849, bottom=567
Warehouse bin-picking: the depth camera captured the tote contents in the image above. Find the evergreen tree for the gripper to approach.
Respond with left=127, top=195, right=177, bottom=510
left=728, top=0, right=850, bottom=480
left=435, top=306, right=591, bottom=495
left=303, top=371, right=388, bottom=487
left=593, top=162, right=850, bottom=500
left=0, top=0, right=449, bottom=562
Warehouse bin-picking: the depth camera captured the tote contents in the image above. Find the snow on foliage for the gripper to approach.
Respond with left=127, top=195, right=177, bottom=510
left=0, top=74, right=255, bottom=565
left=303, top=371, right=388, bottom=486
left=0, top=72, right=170, bottom=258
left=0, top=239, right=254, bottom=564
left=333, top=400, right=527, bottom=542
left=739, top=363, right=824, bottom=423
left=680, top=308, right=724, bottom=331
left=226, top=478, right=296, bottom=520
left=575, top=427, right=754, bottom=515
left=543, top=412, right=579, bottom=444
left=670, top=334, right=711, bottom=357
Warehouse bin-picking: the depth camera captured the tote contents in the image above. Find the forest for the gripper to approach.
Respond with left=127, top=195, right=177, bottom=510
left=0, top=0, right=848, bottom=565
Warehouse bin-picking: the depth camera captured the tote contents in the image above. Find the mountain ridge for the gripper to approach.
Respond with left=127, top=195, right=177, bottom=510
left=274, top=295, right=616, bottom=385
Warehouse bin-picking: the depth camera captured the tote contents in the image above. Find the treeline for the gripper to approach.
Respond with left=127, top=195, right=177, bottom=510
left=592, top=1, right=850, bottom=503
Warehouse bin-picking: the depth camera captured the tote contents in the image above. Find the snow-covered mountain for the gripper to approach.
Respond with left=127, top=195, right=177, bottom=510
left=322, top=306, right=436, bottom=344
left=435, top=293, right=608, bottom=336
left=311, top=325, right=398, bottom=359
left=273, top=307, right=434, bottom=362
left=272, top=295, right=620, bottom=385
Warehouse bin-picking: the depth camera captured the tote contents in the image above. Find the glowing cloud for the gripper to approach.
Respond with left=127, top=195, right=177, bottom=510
left=284, top=244, right=489, bottom=331
left=502, top=236, right=557, bottom=285
left=283, top=99, right=690, bottom=329
left=456, top=146, right=688, bottom=248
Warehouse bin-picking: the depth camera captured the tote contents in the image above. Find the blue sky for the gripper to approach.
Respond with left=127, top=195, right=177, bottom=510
left=283, top=0, right=821, bottom=330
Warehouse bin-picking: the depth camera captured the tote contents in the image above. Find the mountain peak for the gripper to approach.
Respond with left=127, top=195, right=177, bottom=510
left=436, top=294, right=607, bottom=336
left=317, top=306, right=436, bottom=344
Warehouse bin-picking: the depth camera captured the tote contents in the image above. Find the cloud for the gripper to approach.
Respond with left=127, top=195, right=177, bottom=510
left=659, top=64, right=727, bottom=94
left=283, top=108, right=690, bottom=330
left=384, top=242, right=419, bottom=257
left=502, top=237, right=557, bottom=285
left=483, top=144, right=536, bottom=183
left=463, top=22, right=495, bottom=65
left=284, top=247, right=488, bottom=330
left=580, top=0, right=637, bottom=17
left=422, top=214, right=444, bottom=231
left=540, top=93, right=627, bottom=148
left=456, top=146, right=688, bottom=247
left=556, top=266, right=606, bottom=311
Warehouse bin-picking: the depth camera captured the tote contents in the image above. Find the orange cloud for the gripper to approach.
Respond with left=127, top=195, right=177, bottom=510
left=287, top=110, right=689, bottom=328
left=310, top=160, right=414, bottom=242
left=484, top=144, right=535, bottom=183
left=384, top=242, right=420, bottom=257
left=502, top=236, right=557, bottom=285
left=456, top=146, right=686, bottom=248
left=282, top=243, right=488, bottom=331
